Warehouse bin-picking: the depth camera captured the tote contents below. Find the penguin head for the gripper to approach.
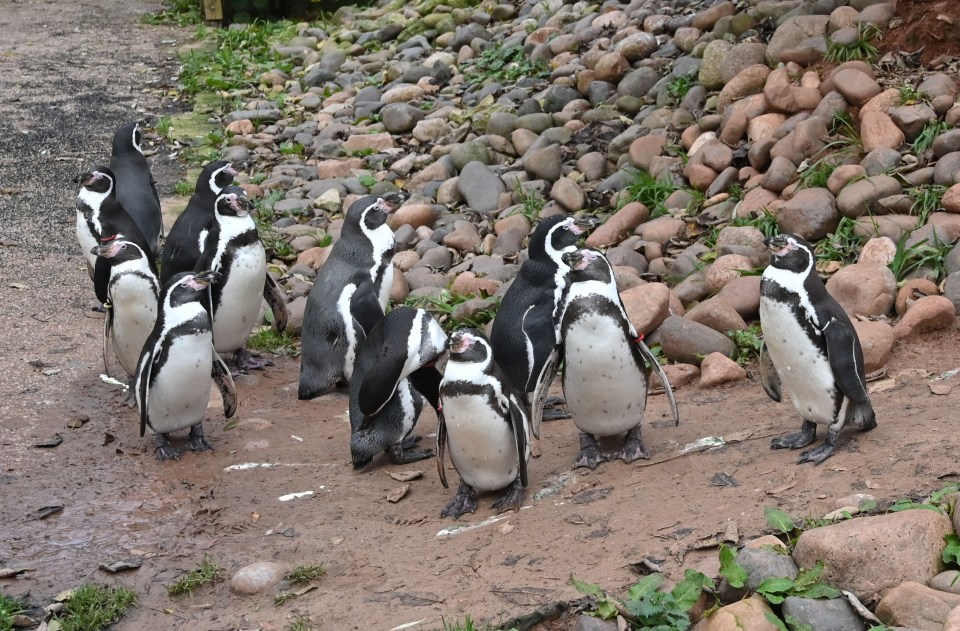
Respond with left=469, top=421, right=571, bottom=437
left=345, top=191, right=411, bottom=232
left=529, top=215, right=592, bottom=263
left=74, top=167, right=115, bottom=195
left=165, top=270, right=220, bottom=306
left=112, top=122, right=143, bottom=156
left=91, top=235, right=137, bottom=260
left=447, top=328, right=491, bottom=364
left=214, top=186, right=254, bottom=218
left=765, top=234, right=814, bottom=273
left=203, top=160, right=238, bottom=194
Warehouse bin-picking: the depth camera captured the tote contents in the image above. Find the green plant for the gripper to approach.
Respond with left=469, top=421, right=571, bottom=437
left=908, top=184, right=946, bottom=225
left=666, top=75, right=694, bottom=102
left=280, top=142, right=305, bottom=156
left=825, top=23, right=881, bottom=63
left=442, top=616, right=481, bottom=631
left=463, top=44, right=550, bottom=83
left=0, top=593, right=25, bottom=631
left=345, top=147, right=375, bottom=158
left=570, top=570, right=714, bottom=630
left=404, top=290, right=500, bottom=332
left=358, top=174, right=377, bottom=188
left=154, top=116, right=173, bottom=139
left=173, top=179, right=195, bottom=196
left=55, top=584, right=138, bottom=631
left=727, top=183, right=743, bottom=201
left=889, top=233, right=952, bottom=282
left=815, top=217, right=865, bottom=266
left=828, top=112, right=863, bottom=151
left=286, top=564, right=326, bottom=585
left=720, top=545, right=841, bottom=605
left=247, top=328, right=299, bottom=356
left=288, top=613, right=312, bottom=631
left=621, top=169, right=678, bottom=218
left=142, top=0, right=201, bottom=26
left=898, top=83, right=924, bottom=105
left=167, top=556, right=222, bottom=597
left=512, top=186, right=545, bottom=221
left=797, top=157, right=835, bottom=189
left=913, top=120, right=950, bottom=154
left=728, top=324, right=763, bottom=365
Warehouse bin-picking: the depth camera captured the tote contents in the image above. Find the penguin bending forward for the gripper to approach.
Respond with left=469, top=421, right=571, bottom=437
left=298, top=191, right=409, bottom=400
left=135, top=270, right=237, bottom=461
left=558, top=249, right=679, bottom=470
left=195, top=186, right=269, bottom=373
left=489, top=215, right=590, bottom=435
left=349, top=306, right=447, bottom=469
left=91, top=237, right=160, bottom=380
left=437, top=328, right=532, bottom=519
left=759, top=234, right=876, bottom=464
left=109, top=123, right=162, bottom=256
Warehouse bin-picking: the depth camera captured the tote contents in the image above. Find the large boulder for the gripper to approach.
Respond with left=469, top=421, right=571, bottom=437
left=825, top=263, right=896, bottom=316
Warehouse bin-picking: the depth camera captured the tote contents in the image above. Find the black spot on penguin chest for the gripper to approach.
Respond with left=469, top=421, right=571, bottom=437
left=762, top=281, right=826, bottom=351
left=211, top=229, right=259, bottom=309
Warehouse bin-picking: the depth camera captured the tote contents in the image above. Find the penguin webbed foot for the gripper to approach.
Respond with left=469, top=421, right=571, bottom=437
left=233, top=347, right=272, bottom=375
left=491, top=478, right=524, bottom=514
left=387, top=440, right=433, bottom=465
left=573, top=432, right=607, bottom=470
left=154, top=434, right=181, bottom=462
left=771, top=420, right=817, bottom=451
left=541, top=396, right=570, bottom=421
left=441, top=481, right=478, bottom=519
left=121, top=379, right=137, bottom=407
left=798, top=428, right=839, bottom=465
left=187, top=424, right=214, bottom=453
left=618, top=426, right=650, bottom=463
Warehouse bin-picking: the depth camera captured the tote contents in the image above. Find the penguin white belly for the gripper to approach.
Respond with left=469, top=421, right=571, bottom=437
left=445, top=394, right=519, bottom=492
left=110, top=275, right=158, bottom=375
left=213, top=245, right=266, bottom=353
left=378, top=262, right=394, bottom=311
left=338, top=284, right=360, bottom=380
left=563, top=313, right=646, bottom=436
left=76, top=213, right=98, bottom=270
left=760, top=300, right=837, bottom=424
left=146, top=334, right=214, bottom=434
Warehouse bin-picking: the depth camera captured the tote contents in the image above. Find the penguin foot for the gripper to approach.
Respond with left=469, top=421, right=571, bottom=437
left=154, top=434, right=181, bottom=462
left=541, top=396, right=570, bottom=421
left=91, top=304, right=106, bottom=313
left=187, top=424, right=214, bottom=453
left=618, top=427, right=650, bottom=463
left=387, top=442, right=433, bottom=465
left=121, top=381, right=137, bottom=407
left=233, top=347, right=273, bottom=375
left=400, top=434, right=423, bottom=448
left=798, top=428, right=839, bottom=465
left=491, top=478, right=524, bottom=514
left=573, top=432, right=607, bottom=470
left=441, top=482, right=478, bottom=519
left=771, top=420, right=817, bottom=450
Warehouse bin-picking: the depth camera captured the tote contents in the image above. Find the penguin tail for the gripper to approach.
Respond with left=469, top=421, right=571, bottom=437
left=350, top=438, right=376, bottom=470
left=848, top=401, right=877, bottom=432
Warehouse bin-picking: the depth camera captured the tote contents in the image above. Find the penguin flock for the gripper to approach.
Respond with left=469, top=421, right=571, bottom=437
left=74, top=122, right=285, bottom=461
left=73, top=122, right=879, bottom=517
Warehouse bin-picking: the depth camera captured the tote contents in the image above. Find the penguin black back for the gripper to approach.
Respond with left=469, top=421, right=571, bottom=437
left=109, top=123, right=162, bottom=255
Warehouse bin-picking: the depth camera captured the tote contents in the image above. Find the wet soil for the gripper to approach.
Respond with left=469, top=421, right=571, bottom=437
left=880, top=1, right=960, bottom=66
left=3, top=2, right=960, bottom=631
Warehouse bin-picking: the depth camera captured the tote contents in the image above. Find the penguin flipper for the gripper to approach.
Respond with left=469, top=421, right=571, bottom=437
left=436, top=408, right=449, bottom=489
left=102, top=304, right=114, bottom=375
left=211, top=349, right=238, bottom=418
left=527, top=348, right=558, bottom=440
left=357, top=345, right=406, bottom=418
left=822, top=317, right=875, bottom=423
left=263, top=274, right=289, bottom=334
left=759, top=341, right=782, bottom=403
left=508, top=394, right=530, bottom=488
left=350, top=283, right=385, bottom=334
left=136, top=347, right=156, bottom=438
left=637, top=339, right=679, bottom=427
left=408, top=366, right=443, bottom=412
left=93, top=256, right=110, bottom=305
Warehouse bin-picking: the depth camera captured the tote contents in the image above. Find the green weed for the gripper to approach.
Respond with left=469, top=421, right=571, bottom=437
left=405, top=290, right=500, bottom=332
left=621, top=169, right=678, bottom=218
left=154, top=116, right=173, bottom=140
left=720, top=544, right=840, bottom=605
left=666, top=75, right=694, bottom=102
left=908, top=184, right=945, bottom=225
left=0, top=593, right=25, bottom=631
left=55, top=584, right=138, bottom=631
left=570, top=570, right=715, bottom=628
left=898, top=82, right=924, bottom=105
left=728, top=324, right=763, bottom=365
left=167, top=556, right=222, bottom=597
left=825, top=23, right=881, bottom=63
left=142, top=0, right=201, bottom=26
left=913, top=120, right=950, bottom=154
left=815, top=217, right=864, bottom=266
left=286, top=564, right=326, bottom=585
left=889, top=233, right=952, bottom=282
left=797, top=157, right=835, bottom=189
left=280, top=142, right=305, bottom=156
left=247, top=328, right=299, bottom=356
left=288, top=613, right=312, bottom=631
left=463, top=44, right=550, bottom=83
left=829, top=112, right=863, bottom=151
left=512, top=186, right=545, bottom=221
left=173, top=179, right=195, bottom=196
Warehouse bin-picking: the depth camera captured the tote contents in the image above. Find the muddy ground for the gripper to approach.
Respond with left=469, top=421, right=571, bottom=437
left=2, top=2, right=960, bottom=630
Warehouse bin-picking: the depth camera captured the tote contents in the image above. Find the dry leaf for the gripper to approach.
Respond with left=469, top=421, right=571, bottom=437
left=387, top=470, right=423, bottom=482
left=387, top=483, right=410, bottom=503
left=868, top=378, right=897, bottom=393
left=0, top=567, right=33, bottom=578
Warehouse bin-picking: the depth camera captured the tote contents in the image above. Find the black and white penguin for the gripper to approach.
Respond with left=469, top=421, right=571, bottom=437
left=160, top=160, right=237, bottom=284
left=489, top=214, right=589, bottom=435
left=558, top=249, right=679, bottom=470
left=759, top=233, right=877, bottom=464
left=437, top=328, right=531, bottom=519
left=194, top=186, right=269, bottom=373
left=75, top=167, right=157, bottom=294
left=135, top=270, right=237, bottom=461
left=91, top=237, right=160, bottom=379
left=298, top=191, right=410, bottom=400
left=349, top=306, right=447, bottom=469
left=110, top=122, right=162, bottom=255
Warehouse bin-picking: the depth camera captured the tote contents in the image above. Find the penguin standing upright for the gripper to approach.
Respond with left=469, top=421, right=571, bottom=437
left=437, top=328, right=531, bottom=519
left=161, top=160, right=237, bottom=283
left=194, top=186, right=269, bottom=373
left=759, top=233, right=877, bottom=464
left=557, top=249, right=679, bottom=470
left=349, top=306, right=447, bottom=469
left=75, top=167, right=157, bottom=297
left=110, top=123, right=162, bottom=255
left=91, top=237, right=160, bottom=379
left=135, top=270, right=237, bottom=461
left=298, top=191, right=409, bottom=400
left=489, top=215, right=589, bottom=435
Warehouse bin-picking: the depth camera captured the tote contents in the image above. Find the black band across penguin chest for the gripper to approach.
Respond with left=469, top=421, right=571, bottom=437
left=210, top=228, right=260, bottom=309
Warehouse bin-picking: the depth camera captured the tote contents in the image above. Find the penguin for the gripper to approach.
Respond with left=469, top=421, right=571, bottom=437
left=298, top=191, right=410, bottom=400
left=557, top=249, right=679, bottom=470
left=91, top=236, right=160, bottom=379
left=135, top=270, right=237, bottom=461
left=110, top=122, right=162, bottom=255
left=75, top=167, right=157, bottom=299
left=436, top=328, right=531, bottom=519
left=758, top=233, right=877, bottom=464
left=194, top=186, right=269, bottom=373
left=349, top=306, right=447, bottom=469
left=161, top=160, right=237, bottom=284
left=489, top=214, right=590, bottom=436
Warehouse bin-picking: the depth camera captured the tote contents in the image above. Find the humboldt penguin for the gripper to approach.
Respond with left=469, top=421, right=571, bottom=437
left=109, top=122, right=162, bottom=255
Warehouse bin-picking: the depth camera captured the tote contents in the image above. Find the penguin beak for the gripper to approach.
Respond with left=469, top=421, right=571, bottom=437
left=91, top=244, right=111, bottom=257
left=234, top=195, right=255, bottom=216
left=192, top=270, right=221, bottom=286
left=569, top=217, right=594, bottom=235
left=764, top=235, right=788, bottom=253
left=74, top=171, right=96, bottom=187
left=380, top=191, right=410, bottom=210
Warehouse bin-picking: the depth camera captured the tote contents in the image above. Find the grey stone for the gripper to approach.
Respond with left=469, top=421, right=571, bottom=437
left=930, top=570, right=960, bottom=595
left=738, top=546, right=798, bottom=590
left=933, top=129, right=960, bottom=158
left=934, top=152, right=960, bottom=186
left=698, top=39, right=733, bottom=90
left=860, top=148, right=901, bottom=176
left=224, top=109, right=281, bottom=124
left=777, top=188, right=840, bottom=241
left=657, top=315, right=737, bottom=365
left=944, top=272, right=960, bottom=315
left=541, top=85, right=581, bottom=114
left=781, top=596, right=866, bottom=631
left=572, top=614, right=617, bottom=631
left=524, top=144, right=563, bottom=181
left=457, top=161, right=505, bottom=215
left=381, top=103, right=424, bottom=134
left=766, top=15, right=829, bottom=64
left=617, top=67, right=659, bottom=98
left=836, top=175, right=902, bottom=218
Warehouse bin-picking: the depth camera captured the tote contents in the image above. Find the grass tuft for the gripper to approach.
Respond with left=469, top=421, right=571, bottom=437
left=142, top=0, right=201, bottom=26
left=246, top=328, right=299, bottom=357
left=621, top=169, right=678, bottom=218
left=463, top=44, right=550, bottom=83
left=0, top=593, right=26, bottom=631
left=288, top=613, right=313, bottom=631
left=55, top=584, right=138, bottom=631
left=286, top=564, right=326, bottom=585
left=815, top=217, right=865, bottom=266
left=913, top=120, right=950, bottom=155
left=167, top=556, right=222, bottom=597
left=825, top=23, right=881, bottom=63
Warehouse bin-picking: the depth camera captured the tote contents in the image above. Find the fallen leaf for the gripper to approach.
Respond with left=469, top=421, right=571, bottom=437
left=54, top=589, right=76, bottom=602
left=387, top=483, right=410, bottom=503
left=98, top=558, right=142, bottom=573
left=66, top=417, right=88, bottom=430
left=868, top=378, right=897, bottom=394
left=387, top=470, right=423, bottom=482
left=26, top=505, right=63, bottom=521
left=0, top=567, right=34, bottom=578
left=34, top=434, right=63, bottom=448
left=930, top=382, right=953, bottom=395
left=11, top=615, right=36, bottom=627
left=9, top=282, right=29, bottom=289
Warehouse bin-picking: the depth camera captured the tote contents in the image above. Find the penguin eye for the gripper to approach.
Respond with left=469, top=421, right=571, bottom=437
left=119, top=243, right=127, bottom=251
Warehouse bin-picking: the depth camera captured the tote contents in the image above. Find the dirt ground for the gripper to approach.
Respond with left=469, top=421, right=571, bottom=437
left=3, top=2, right=960, bottom=631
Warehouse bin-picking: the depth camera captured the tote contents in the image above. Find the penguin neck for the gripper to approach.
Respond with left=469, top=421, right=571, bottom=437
left=442, top=354, right=493, bottom=387
left=361, top=222, right=394, bottom=274
left=762, top=257, right=820, bottom=324
left=78, top=189, right=108, bottom=234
